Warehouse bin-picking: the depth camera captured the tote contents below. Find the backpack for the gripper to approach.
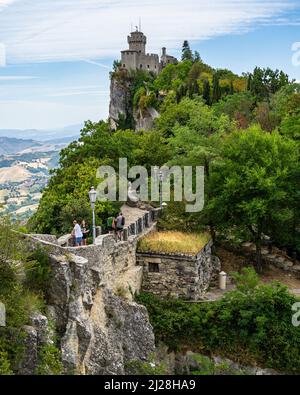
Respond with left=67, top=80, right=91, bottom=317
left=122, top=216, right=125, bottom=226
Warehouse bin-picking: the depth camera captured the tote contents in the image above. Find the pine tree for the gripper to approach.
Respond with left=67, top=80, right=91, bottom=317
left=212, top=74, right=221, bottom=103
left=203, top=79, right=211, bottom=105
left=247, top=74, right=252, bottom=91
left=194, top=51, right=202, bottom=63
left=182, top=40, right=193, bottom=61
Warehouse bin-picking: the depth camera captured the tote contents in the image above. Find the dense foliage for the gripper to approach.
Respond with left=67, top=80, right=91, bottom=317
left=136, top=268, right=300, bottom=373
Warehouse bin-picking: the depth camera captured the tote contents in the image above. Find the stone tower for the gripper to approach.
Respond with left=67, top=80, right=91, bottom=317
left=128, top=29, right=147, bottom=54
left=121, top=29, right=160, bottom=74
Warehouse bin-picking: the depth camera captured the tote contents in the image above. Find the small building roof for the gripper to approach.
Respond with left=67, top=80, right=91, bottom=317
left=137, top=231, right=211, bottom=256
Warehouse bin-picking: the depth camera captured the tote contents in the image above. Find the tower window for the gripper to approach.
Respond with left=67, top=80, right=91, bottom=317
left=140, top=64, right=143, bottom=69
left=149, top=263, right=160, bottom=273
left=147, top=65, right=150, bottom=69
left=123, top=64, right=126, bottom=68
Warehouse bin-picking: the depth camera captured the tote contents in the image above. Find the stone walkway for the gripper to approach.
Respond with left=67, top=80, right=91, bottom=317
left=121, top=204, right=150, bottom=227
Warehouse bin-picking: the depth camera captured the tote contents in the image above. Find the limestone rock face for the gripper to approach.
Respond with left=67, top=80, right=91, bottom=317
left=109, top=76, right=132, bottom=130
left=18, top=313, right=53, bottom=375
left=109, top=75, right=160, bottom=131
left=134, top=107, right=159, bottom=131
left=18, top=325, right=38, bottom=375
left=43, top=240, right=155, bottom=375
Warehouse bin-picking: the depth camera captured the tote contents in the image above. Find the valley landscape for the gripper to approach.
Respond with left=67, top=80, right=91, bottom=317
left=0, top=130, right=80, bottom=220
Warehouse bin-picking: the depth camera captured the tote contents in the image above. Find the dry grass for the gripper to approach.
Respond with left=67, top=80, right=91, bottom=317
left=138, top=231, right=211, bottom=255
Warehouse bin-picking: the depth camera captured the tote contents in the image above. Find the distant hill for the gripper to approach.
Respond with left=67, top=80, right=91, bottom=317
left=0, top=137, right=41, bottom=155
left=0, top=135, right=79, bottom=156
left=0, top=124, right=82, bottom=141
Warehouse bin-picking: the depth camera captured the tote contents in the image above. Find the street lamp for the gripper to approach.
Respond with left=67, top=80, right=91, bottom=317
left=88, top=186, right=97, bottom=244
left=159, top=170, right=163, bottom=209
left=153, top=167, right=163, bottom=209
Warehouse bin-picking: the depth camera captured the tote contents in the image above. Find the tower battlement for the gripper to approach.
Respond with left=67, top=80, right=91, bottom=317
left=120, top=30, right=177, bottom=74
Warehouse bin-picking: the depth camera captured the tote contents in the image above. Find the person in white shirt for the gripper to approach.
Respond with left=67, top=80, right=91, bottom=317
left=72, top=220, right=83, bottom=247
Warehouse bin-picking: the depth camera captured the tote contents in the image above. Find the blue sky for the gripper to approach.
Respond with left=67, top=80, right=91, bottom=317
left=0, top=0, right=300, bottom=132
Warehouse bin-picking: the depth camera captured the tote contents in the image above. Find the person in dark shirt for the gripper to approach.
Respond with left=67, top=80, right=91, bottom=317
left=81, top=220, right=90, bottom=246
left=116, top=213, right=125, bottom=241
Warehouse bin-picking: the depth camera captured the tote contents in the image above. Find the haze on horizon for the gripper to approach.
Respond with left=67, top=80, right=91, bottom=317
left=0, top=0, right=300, bottom=134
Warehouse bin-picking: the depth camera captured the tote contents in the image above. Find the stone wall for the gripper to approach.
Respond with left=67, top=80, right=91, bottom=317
left=121, top=51, right=160, bottom=74
left=137, top=240, right=221, bottom=300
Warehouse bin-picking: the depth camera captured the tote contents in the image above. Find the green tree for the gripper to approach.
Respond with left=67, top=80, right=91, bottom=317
left=213, top=92, right=255, bottom=129
left=194, top=51, right=202, bottom=63
left=202, top=79, right=211, bottom=105
left=182, top=40, right=193, bottom=61
left=208, top=126, right=299, bottom=271
left=249, top=67, right=289, bottom=102
left=212, top=74, right=221, bottom=103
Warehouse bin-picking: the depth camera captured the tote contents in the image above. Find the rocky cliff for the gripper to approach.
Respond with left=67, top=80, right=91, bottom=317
left=24, top=219, right=157, bottom=375
left=109, top=76, right=132, bottom=130
left=109, top=74, right=159, bottom=131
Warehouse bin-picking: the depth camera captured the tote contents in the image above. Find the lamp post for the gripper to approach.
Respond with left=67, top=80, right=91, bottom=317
left=153, top=167, right=163, bottom=209
left=88, top=186, right=97, bottom=244
left=159, top=170, right=163, bottom=209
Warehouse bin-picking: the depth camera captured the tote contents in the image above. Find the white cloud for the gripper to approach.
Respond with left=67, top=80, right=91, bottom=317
left=0, top=0, right=16, bottom=11
left=0, top=75, right=38, bottom=80
left=0, top=0, right=296, bottom=64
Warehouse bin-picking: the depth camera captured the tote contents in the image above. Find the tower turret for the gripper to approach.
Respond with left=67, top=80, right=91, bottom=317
left=128, top=30, right=147, bottom=54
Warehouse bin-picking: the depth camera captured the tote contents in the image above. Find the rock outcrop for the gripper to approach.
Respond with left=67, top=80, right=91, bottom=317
left=109, top=76, right=132, bottom=130
left=18, top=313, right=54, bottom=375
left=134, top=107, right=159, bottom=131
left=109, top=74, right=159, bottom=131
left=45, top=251, right=155, bottom=374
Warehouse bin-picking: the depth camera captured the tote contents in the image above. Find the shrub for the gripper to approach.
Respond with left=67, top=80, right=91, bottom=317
left=36, top=344, right=63, bottom=375
left=25, top=246, right=51, bottom=295
left=0, top=351, right=14, bottom=375
left=126, top=357, right=166, bottom=375
left=136, top=268, right=300, bottom=373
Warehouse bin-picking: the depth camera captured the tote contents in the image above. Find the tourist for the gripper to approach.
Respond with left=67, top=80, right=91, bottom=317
left=116, top=212, right=125, bottom=241
left=72, top=220, right=83, bottom=247
left=81, top=220, right=90, bottom=246
left=107, top=215, right=115, bottom=234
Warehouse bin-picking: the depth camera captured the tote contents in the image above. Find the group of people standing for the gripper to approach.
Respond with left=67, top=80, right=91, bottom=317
left=107, top=212, right=126, bottom=241
left=71, top=212, right=126, bottom=247
left=72, top=220, right=90, bottom=247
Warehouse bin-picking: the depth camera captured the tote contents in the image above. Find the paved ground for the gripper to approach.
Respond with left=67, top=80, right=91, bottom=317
left=217, top=246, right=300, bottom=297
left=121, top=204, right=150, bottom=227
